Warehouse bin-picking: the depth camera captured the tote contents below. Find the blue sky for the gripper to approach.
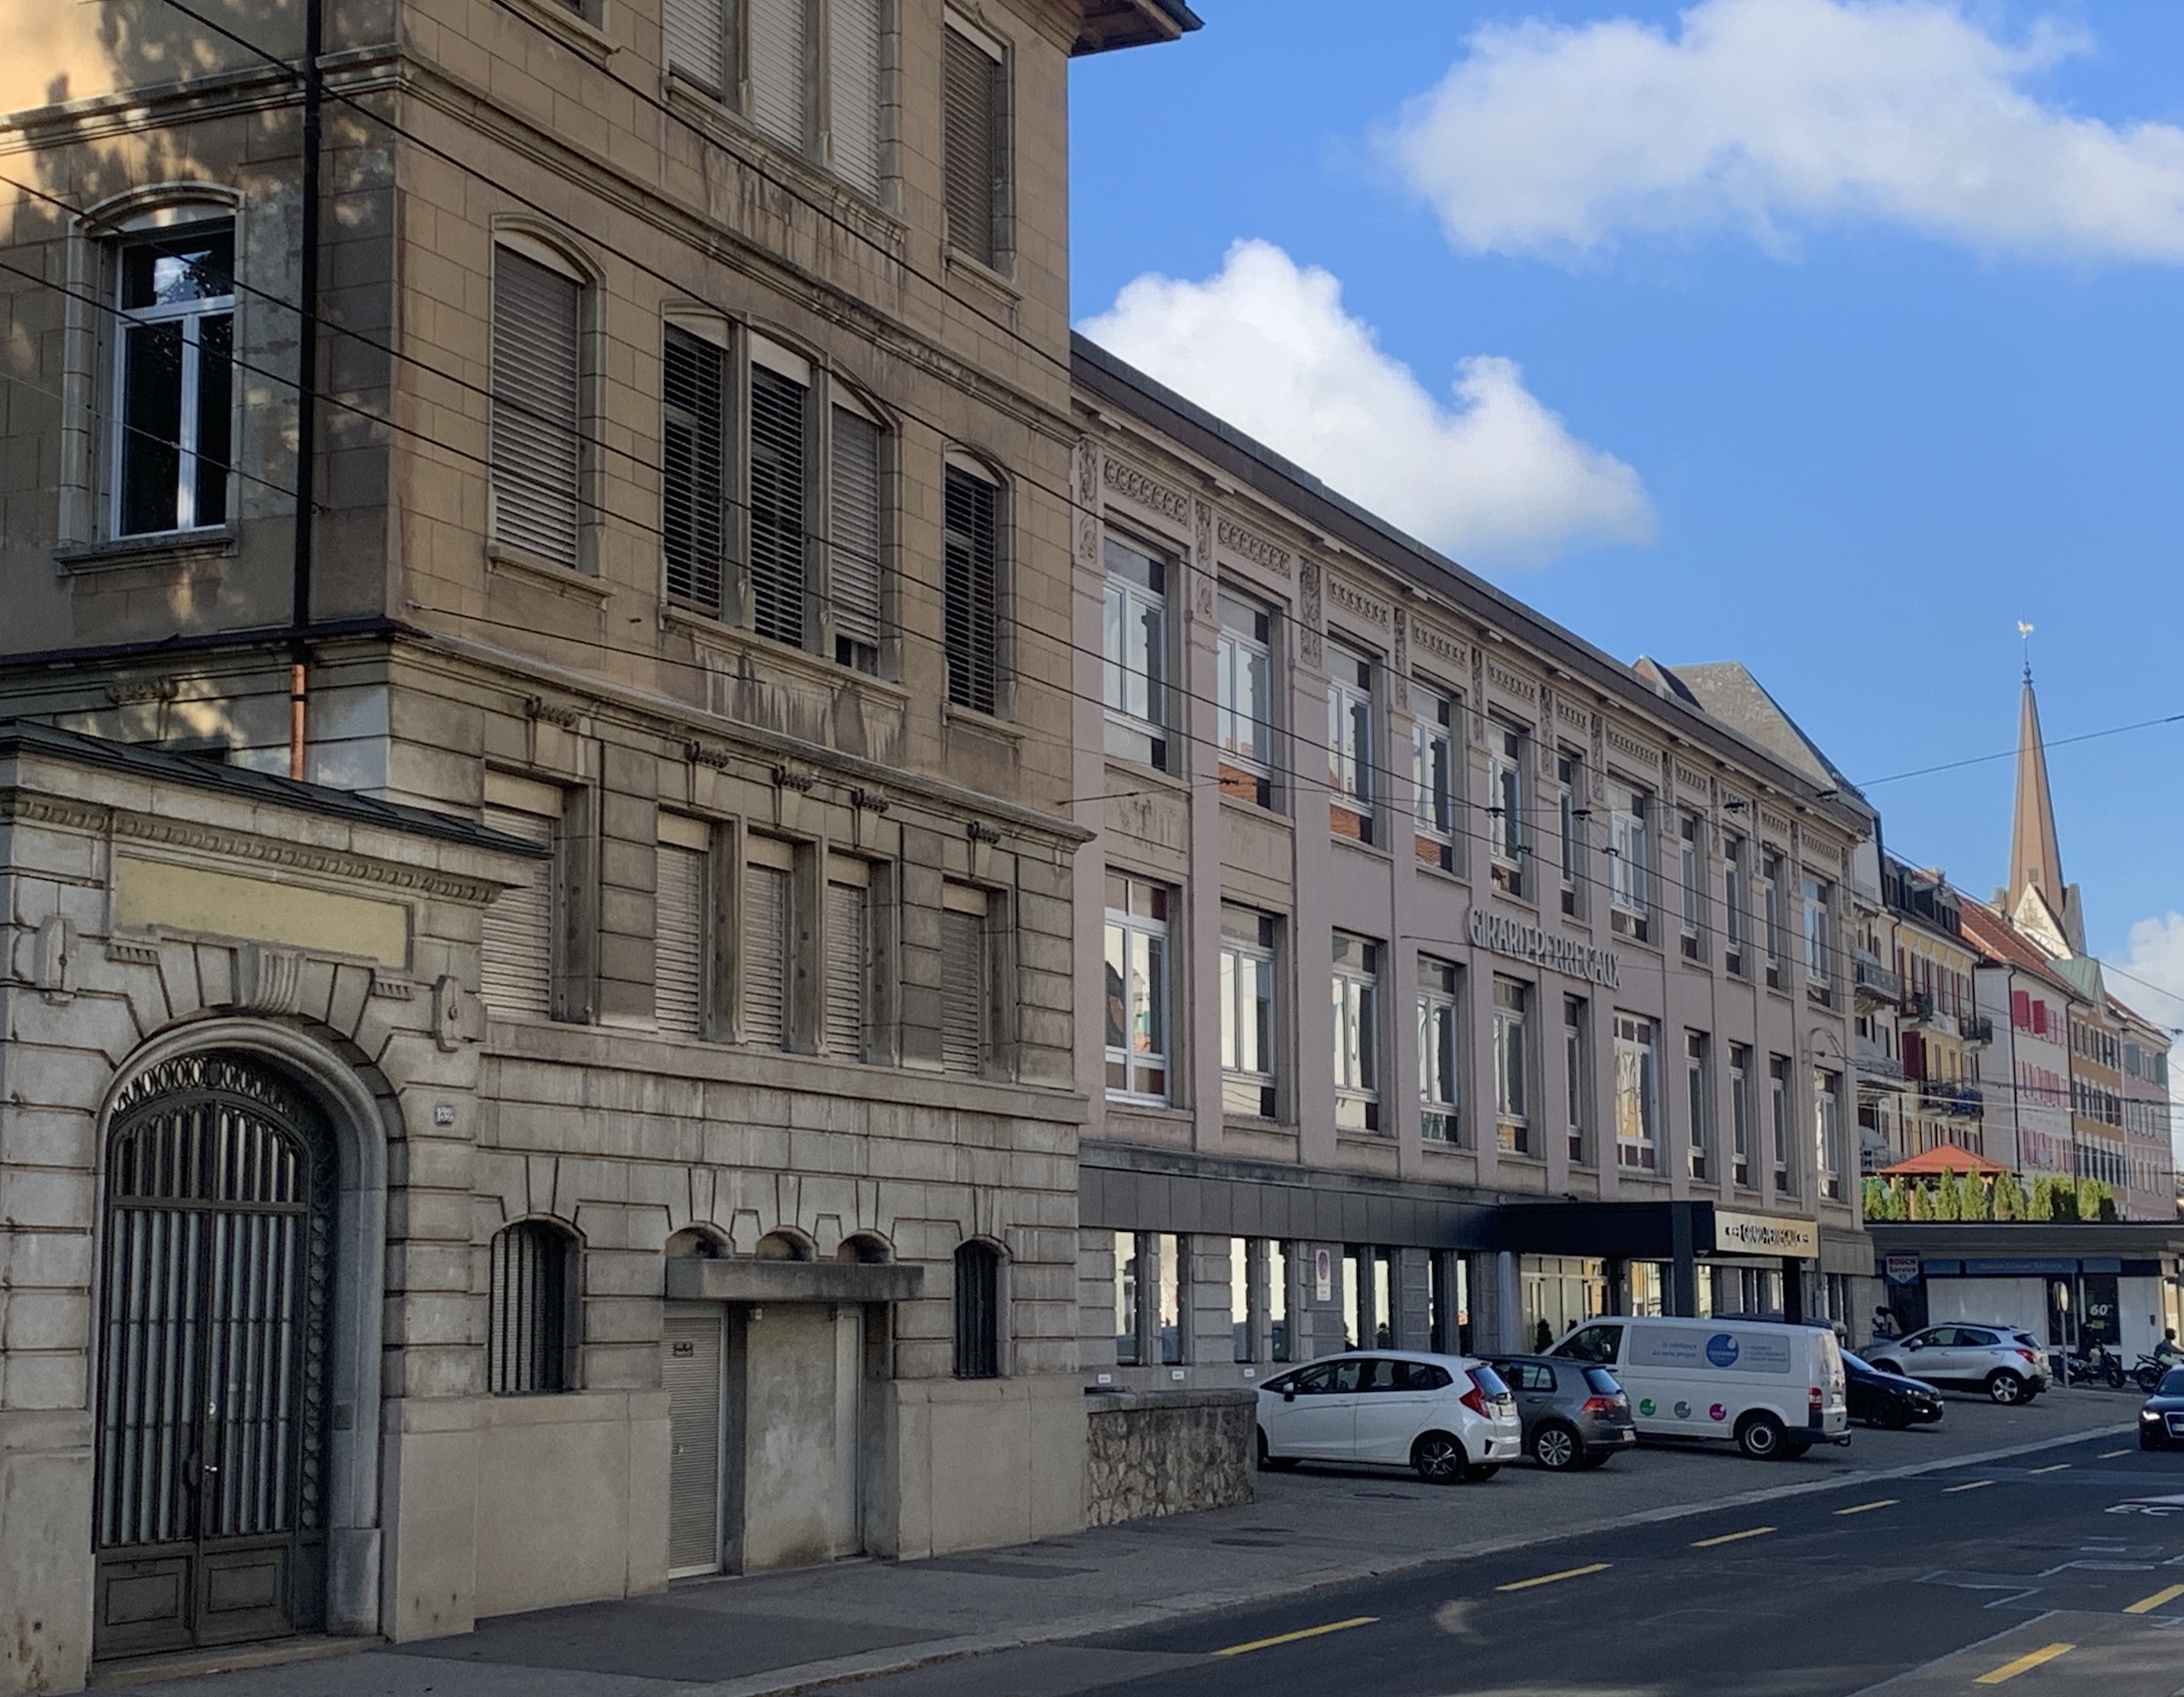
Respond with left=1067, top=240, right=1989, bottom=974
left=1067, top=0, right=2184, bottom=1040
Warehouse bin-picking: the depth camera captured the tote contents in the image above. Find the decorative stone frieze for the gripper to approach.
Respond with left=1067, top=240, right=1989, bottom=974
left=1215, top=517, right=1290, bottom=578
left=1102, top=455, right=1189, bottom=522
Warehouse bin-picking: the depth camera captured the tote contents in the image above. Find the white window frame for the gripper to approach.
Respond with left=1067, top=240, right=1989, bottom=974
left=1102, top=534, right=1170, bottom=770
left=1419, top=956, right=1461, bottom=1145
left=1557, top=749, right=1586, bottom=917
left=1684, top=1029, right=1710, bottom=1182
left=1802, top=873, right=1834, bottom=996
left=1332, top=932, right=1381, bottom=1133
left=1327, top=642, right=1377, bottom=842
left=1723, top=833, right=1747, bottom=976
left=1564, top=995, right=1589, bottom=1164
left=1218, top=905, right=1279, bottom=1119
left=1729, top=1041, right=1754, bottom=1187
left=1815, top=1067, right=1845, bottom=1200
left=1609, top=784, right=1650, bottom=940
left=1759, top=850, right=1785, bottom=990
left=1493, top=976, right=1531, bottom=1154
left=110, top=217, right=236, bottom=539
left=1217, top=589, right=1276, bottom=806
left=1489, top=721, right=1526, bottom=895
left=1678, top=812, right=1705, bottom=961
left=1104, top=874, right=1171, bottom=1103
left=1412, top=688, right=1458, bottom=872
left=1613, top=1012, right=1658, bottom=1171
left=1769, top=1053, right=1795, bottom=1194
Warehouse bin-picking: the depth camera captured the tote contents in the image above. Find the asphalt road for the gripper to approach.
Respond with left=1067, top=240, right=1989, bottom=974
left=837, top=1431, right=2184, bottom=1697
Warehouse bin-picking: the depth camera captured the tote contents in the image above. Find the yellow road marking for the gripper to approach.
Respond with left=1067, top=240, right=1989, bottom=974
left=2027, top=1463, right=2071, bottom=1475
left=1496, top=1562, right=1612, bottom=1592
left=1974, top=1642, right=2073, bottom=1684
left=1213, top=1616, right=1378, bottom=1657
left=1835, top=1499, right=1897, bottom=1516
left=1944, top=1480, right=1994, bottom=1493
left=2099, top=1448, right=2133, bottom=1459
left=1692, top=1526, right=1776, bottom=1548
left=2124, top=1582, right=2184, bottom=1616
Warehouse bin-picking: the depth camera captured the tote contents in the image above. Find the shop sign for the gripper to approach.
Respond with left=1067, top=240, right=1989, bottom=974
left=1314, top=1247, right=1333, bottom=1303
left=1711, top=1209, right=1819, bottom=1258
left=1884, top=1253, right=1922, bottom=1286
left=1468, top=908, right=1621, bottom=988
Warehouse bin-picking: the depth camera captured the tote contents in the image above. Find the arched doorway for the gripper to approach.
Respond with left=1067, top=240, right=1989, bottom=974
left=93, top=1052, right=337, bottom=1658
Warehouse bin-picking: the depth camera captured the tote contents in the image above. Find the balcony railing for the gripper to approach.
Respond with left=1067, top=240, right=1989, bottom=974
left=1853, top=955, right=1902, bottom=1005
left=1920, top=1083, right=1983, bottom=1117
left=1958, top=1014, right=1994, bottom=1045
left=1901, top=989, right=1937, bottom=1025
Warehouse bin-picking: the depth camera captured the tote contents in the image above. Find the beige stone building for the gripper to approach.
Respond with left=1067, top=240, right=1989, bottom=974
left=1067, top=348, right=1873, bottom=1393
left=0, top=0, right=1197, bottom=1687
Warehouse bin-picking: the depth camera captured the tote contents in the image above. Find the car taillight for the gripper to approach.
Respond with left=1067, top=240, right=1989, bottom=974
left=2015, top=1349, right=2039, bottom=1366
left=1808, top=1386, right=1824, bottom=1409
left=1580, top=1396, right=1621, bottom=1415
left=1460, top=1377, right=1491, bottom=1418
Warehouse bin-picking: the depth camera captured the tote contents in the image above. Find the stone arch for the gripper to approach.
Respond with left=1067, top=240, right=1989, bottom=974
left=92, top=1017, right=400, bottom=1640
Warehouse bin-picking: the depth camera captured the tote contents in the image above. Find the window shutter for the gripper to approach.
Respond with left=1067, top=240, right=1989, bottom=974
left=942, top=465, right=997, bottom=712
left=480, top=805, right=555, bottom=1016
left=1902, top=1030, right=1925, bottom=1081
left=656, top=842, right=706, bottom=1037
left=490, top=250, right=582, bottom=569
left=743, top=862, right=790, bottom=1047
left=2011, top=989, right=2029, bottom=1030
left=829, top=0, right=885, bottom=199
left=829, top=406, right=882, bottom=652
left=2033, top=998, right=2048, bottom=1035
left=664, top=0, right=725, bottom=92
left=939, top=905, right=986, bottom=1075
left=748, top=363, right=807, bottom=646
left=748, top=0, right=809, bottom=150
left=823, top=880, right=867, bottom=1059
left=942, top=26, right=1000, bottom=267
left=662, top=327, right=726, bottom=614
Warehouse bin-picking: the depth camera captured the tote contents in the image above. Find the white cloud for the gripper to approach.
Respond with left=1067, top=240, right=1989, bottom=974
left=2109, top=913, right=2184, bottom=1157
left=1078, top=239, right=1653, bottom=567
left=1383, top=0, right=2184, bottom=262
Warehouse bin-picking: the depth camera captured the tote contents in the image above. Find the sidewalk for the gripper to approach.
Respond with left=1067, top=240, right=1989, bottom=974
left=101, top=1392, right=2138, bottom=1697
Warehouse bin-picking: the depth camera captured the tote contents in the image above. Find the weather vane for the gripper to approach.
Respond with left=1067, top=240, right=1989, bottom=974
left=2017, top=620, right=2034, bottom=681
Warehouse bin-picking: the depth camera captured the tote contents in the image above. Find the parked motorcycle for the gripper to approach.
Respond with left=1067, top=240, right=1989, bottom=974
left=2063, top=1345, right=2126, bottom=1389
left=2133, top=1353, right=2178, bottom=1393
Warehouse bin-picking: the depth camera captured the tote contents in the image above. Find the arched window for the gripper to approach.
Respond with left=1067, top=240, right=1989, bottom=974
left=489, top=1219, right=577, bottom=1394
left=953, top=1239, right=1002, bottom=1379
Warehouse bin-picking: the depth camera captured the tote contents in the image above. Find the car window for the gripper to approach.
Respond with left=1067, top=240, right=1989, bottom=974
left=1553, top=1324, right=1623, bottom=1364
left=1581, top=1367, right=1622, bottom=1398
left=1359, top=1359, right=1403, bottom=1392
left=1522, top=1363, right=1557, bottom=1392
left=1285, top=1363, right=1336, bottom=1395
left=1378, top=1360, right=1451, bottom=1390
left=1471, top=1364, right=1512, bottom=1400
left=1959, top=1328, right=1997, bottom=1347
left=1913, top=1328, right=1955, bottom=1348
left=2162, top=1369, right=2184, bottom=1398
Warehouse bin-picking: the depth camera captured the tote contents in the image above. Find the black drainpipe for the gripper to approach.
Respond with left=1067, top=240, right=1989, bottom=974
left=288, top=0, right=324, bottom=781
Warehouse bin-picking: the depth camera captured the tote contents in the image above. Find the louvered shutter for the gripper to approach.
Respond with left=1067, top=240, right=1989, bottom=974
left=829, top=406, right=882, bottom=654
left=748, top=364, right=807, bottom=647
left=662, top=328, right=726, bottom=614
left=748, top=0, right=809, bottom=150
left=481, top=805, right=555, bottom=1017
left=943, top=465, right=997, bottom=712
left=939, top=905, right=986, bottom=1075
left=656, top=842, right=706, bottom=1037
left=828, top=0, right=884, bottom=199
left=664, top=0, right=725, bottom=92
left=743, top=862, right=790, bottom=1047
left=490, top=250, right=582, bottom=569
left=942, top=26, right=1000, bottom=267
left=823, top=881, right=867, bottom=1059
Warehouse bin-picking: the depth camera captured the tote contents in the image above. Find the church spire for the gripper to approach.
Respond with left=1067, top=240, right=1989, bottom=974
left=2007, top=655, right=2081, bottom=955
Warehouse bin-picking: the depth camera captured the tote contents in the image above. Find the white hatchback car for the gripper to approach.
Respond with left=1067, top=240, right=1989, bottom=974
left=1256, top=1350, right=1522, bottom=1483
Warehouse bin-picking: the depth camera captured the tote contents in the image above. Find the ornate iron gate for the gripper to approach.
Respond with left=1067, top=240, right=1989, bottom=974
left=93, top=1054, right=334, bottom=1659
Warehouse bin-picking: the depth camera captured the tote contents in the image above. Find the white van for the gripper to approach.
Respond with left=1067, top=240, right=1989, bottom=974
left=1549, top=1316, right=1848, bottom=1460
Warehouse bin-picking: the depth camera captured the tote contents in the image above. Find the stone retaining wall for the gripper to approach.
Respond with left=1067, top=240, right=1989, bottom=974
left=1083, top=1388, right=1257, bottom=1526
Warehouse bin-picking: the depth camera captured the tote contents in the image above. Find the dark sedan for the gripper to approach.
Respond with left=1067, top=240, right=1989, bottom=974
left=2141, top=1367, right=2184, bottom=1450
left=1488, top=1355, right=1638, bottom=1470
left=1843, top=1350, right=1944, bottom=1429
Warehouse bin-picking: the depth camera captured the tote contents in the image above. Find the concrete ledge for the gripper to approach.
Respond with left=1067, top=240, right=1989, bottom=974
left=665, top=1258, right=925, bottom=1304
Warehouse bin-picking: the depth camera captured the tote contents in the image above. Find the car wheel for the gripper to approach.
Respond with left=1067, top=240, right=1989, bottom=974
left=1411, top=1430, right=1467, bottom=1485
left=1255, top=1428, right=1297, bottom=1471
left=1530, top=1421, right=1582, bottom=1471
left=1986, top=1370, right=2027, bottom=1406
left=1735, top=1411, right=1789, bottom=1460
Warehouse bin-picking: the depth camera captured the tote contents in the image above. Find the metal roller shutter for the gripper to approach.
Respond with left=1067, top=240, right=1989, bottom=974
left=942, top=465, right=997, bottom=712
left=829, top=0, right=885, bottom=199
left=743, top=863, right=790, bottom=1047
left=490, top=251, right=582, bottom=570
left=662, top=1312, right=723, bottom=1575
left=480, top=806, right=555, bottom=1017
left=749, top=364, right=807, bottom=647
left=828, top=406, right=882, bottom=653
left=656, top=843, right=706, bottom=1037
left=939, top=904, right=986, bottom=1075
left=664, top=0, right=725, bottom=92
left=942, top=26, right=999, bottom=267
left=823, top=880, right=866, bottom=1059
left=748, top=0, right=809, bottom=151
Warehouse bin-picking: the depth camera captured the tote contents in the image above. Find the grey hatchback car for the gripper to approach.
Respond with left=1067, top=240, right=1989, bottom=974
left=1487, top=1354, right=1638, bottom=1470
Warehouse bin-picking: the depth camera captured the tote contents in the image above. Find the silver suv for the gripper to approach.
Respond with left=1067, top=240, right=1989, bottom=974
left=1866, top=1324, right=2049, bottom=1405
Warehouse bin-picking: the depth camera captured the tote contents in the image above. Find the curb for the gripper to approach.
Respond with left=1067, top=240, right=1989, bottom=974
left=684, top=1419, right=2138, bottom=1697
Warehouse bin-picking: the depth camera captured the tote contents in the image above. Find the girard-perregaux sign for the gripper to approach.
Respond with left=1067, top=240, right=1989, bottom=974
left=1467, top=909, right=1621, bottom=989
